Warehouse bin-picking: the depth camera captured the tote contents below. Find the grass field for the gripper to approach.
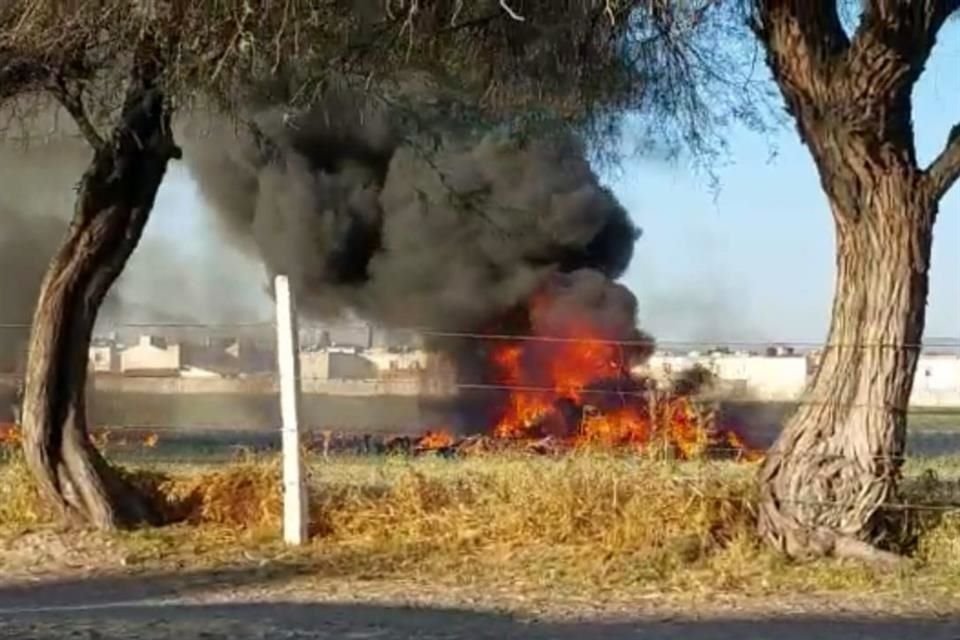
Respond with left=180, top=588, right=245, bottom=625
left=3, top=449, right=960, bottom=608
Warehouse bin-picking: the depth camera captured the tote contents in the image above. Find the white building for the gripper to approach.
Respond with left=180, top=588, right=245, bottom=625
left=705, top=353, right=809, bottom=401
left=363, top=348, right=429, bottom=375
left=640, top=349, right=960, bottom=407
left=912, top=355, right=960, bottom=407
left=120, top=335, right=181, bottom=376
left=88, top=342, right=119, bottom=373
left=640, top=352, right=807, bottom=400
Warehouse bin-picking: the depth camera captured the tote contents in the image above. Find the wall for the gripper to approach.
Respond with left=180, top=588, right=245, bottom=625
left=641, top=354, right=808, bottom=400
left=364, top=348, right=429, bottom=375
left=644, top=352, right=960, bottom=407
left=641, top=355, right=699, bottom=381
left=92, top=374, right=275, bottom=394
left=706, top=355, right=809, bottom=401
left=300, top=377, right=430, bottom=396
left=86, top=372, right=449, bottom=397
left=120, top=338, right=181, bottom=373
left=89, top=346, right=119, bottom=373
left=328, top=352, right=378, bottom=380
left=911, top=355, right=960, bottom=407
left=300, top=351, right=330, bottom=381
left=300, top=350, right=379, bottom=381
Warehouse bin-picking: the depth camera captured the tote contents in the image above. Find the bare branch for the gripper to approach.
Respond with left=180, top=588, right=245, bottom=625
left=499, top=0, right=526, bottom=21
left=925, top=122, right=960, bottom=201
left=47, top=76, right=104, bottom=150
left=2, top=0, right=752, bottom=164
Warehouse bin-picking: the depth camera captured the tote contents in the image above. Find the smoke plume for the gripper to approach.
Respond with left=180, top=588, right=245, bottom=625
left=182, top=95, right=645, bottom=344
left=0, top=110, right=270, bottom=370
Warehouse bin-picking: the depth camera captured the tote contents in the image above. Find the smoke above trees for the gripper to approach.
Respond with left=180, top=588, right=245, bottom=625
left=182, top=93, right=646, bottom=343
left=2, top=88, right=652, bottom=372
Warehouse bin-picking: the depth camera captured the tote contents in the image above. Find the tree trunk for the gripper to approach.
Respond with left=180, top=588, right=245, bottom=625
left=757, top=168, right=936, bottom=560
left=20, top=64, right=180, bottom=530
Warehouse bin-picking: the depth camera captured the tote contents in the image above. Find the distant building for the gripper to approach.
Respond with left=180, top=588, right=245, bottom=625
left=705, top=353, right=809, bottom=400
left=912, top=354, right=960, bottom=407
left=371, top=327, right=424, bottom=350
left=641, top=348, right=810, bottom=400
left=120, top=335, right=181, bottom=376
left=364, top=347, right=429, bottom=376
left=301, top=321, right=373, bottom=350
left=300, top=348, right=378, bottom=382
left=88, top=340, right=120, bottom=373
left=178, top=337, right=274, bottom=378
left=299, top=321, right=425, bottom=352
left=640, top=348, right=960, bottom=407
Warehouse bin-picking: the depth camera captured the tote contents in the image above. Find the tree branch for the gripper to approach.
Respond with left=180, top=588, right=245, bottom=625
left=925, top=122, right=960, bottom=201
left=749, top=1, right=849, bottom=101
left=850, top=0, right=958, bottom=63
left=47, top=76, right=105, bottom=150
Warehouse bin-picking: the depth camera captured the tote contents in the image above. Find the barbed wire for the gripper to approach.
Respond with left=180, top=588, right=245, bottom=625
left=2, top=374, right=959, bottom=411
left=0, top=321, right=958, bottom=350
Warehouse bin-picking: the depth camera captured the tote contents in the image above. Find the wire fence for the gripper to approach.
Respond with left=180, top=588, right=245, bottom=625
left=3, top=320, right=960, bottom=349
left=1, top=322, right=959, bottom=480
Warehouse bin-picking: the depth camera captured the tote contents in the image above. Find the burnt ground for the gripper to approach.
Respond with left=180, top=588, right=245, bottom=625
left=1, top=564, right=959, bottom=639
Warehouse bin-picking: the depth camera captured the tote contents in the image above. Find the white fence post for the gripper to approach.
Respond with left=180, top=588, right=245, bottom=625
left=275, top=275, right=308, bottom=545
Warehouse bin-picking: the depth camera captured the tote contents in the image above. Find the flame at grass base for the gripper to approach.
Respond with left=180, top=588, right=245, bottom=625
left=419, top=290, right=761, bottom=461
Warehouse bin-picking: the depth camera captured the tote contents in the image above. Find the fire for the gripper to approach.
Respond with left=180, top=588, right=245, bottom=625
left=441, top=295, right=759, bottom=460
left=416, top=429, right=455, bottom=451
left=0, top=424, right=161, bottom=451
left=0, top=422, right=20, bottom=446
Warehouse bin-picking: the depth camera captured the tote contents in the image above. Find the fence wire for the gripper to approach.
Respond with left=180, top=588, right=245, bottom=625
left=2, top=322, right=959, bottom=515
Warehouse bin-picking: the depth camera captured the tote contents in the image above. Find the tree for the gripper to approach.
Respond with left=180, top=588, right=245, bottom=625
left=0, top=0, right=734, bottom=529
left=750, top=0, right=960, bottom=560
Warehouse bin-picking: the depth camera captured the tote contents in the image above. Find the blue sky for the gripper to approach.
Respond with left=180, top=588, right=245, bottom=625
left=611, top=28, right=959, bottom=345
left=140, top=28, right=958, bottom=346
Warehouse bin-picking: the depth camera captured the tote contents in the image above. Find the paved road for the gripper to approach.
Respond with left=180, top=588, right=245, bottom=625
left=1, top=569, right=958, bottom=639
left=3, top=599, right=960, bottom=639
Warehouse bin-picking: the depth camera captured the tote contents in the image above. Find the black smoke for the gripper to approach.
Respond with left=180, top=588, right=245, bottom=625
left=182, top=94, right=655, bottom=434
left=182, top=95, right=644, bottom=339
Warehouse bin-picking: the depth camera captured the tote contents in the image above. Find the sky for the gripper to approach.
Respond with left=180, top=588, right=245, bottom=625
left=138, top=25, right=959, bottom=348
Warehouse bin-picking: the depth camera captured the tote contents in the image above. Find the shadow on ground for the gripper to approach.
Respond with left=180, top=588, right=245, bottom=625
left=0, top=563, right=314, bottom=609
left=0, top=569, right=958, bottom=639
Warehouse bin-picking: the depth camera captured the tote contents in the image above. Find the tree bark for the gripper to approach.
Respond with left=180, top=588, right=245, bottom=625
left=749, top=0, right=960, bottom=561
left=757, top=167, right=936, bottom=561
left=20, top=59, right=181, bottom=530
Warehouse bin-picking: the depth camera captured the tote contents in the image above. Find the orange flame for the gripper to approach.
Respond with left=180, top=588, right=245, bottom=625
left=417, top=429, right=456, bottom=451
left=0, top=423, right=20, bottom=446
left=479, top=300, right=756, bottom=459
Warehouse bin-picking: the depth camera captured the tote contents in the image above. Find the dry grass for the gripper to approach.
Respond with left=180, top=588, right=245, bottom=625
left=4, top=449, right=960, bottom=602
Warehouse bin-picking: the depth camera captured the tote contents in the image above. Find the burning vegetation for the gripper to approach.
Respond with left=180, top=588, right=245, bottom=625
left=408, top=295, right=757, bottom=460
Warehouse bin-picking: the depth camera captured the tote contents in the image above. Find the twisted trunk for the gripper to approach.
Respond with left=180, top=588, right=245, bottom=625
left=20, top=64, right=179, bottom=530
left=757, top=167, right=936, bottom=559
left=748, top=0, right=960, bottom=559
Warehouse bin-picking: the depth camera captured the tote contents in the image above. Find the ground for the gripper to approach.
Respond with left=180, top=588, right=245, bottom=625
left=3, top=416, right=960, bottom=639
